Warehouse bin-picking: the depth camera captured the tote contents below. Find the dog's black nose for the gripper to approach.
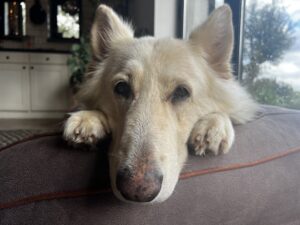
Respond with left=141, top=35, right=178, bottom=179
left=116, top=167, right=163, bottom=202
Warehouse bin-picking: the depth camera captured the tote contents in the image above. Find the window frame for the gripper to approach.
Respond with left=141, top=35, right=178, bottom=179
left=226, top=0, right=245, bottom=78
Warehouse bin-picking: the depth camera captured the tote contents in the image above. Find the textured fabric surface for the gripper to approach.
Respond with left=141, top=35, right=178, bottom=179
left=0, top=130, right=58, bottom=149
left=0, top=130, right=39, bottom=149
left=0, top=105, right=300, bottom=225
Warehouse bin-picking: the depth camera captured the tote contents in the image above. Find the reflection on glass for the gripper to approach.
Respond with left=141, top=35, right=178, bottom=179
left=56, top=4, right=79, bottom=39
left=3, top=1, right=26, bottom=37
left=4, top=2, right=8, bottom=35
left=21, top=2, right=26, bottom=36
left=241, top=0, right=300, bottom=109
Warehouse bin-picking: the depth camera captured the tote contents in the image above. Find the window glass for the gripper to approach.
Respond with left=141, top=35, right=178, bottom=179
left=57, top=4, right=79, bottom=39
left=21, top=2, right=26, bottom=36
left=241, top=0, right=300, bottom=109
left=49, top=0, right=80, bottom=41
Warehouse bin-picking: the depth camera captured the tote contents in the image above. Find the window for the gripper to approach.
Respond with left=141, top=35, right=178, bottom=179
left=241, top=0, right=300, bottom=109
left=49, top=0, right=81, bottom=41
left=0, top=0, right=26, bottom=39
left=179, top=0, right=300, bottom=109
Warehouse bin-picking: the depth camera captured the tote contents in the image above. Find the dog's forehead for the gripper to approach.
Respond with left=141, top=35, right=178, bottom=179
left=119, top=37, right=195, bottom=76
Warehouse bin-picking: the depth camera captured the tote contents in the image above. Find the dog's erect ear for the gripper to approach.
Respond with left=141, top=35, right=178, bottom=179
left=91, top=4, right=134, bottom=60
left=189, top=5, right=233, bottom=79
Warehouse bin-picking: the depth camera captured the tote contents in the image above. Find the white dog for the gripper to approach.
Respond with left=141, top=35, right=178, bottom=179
left=64, top=4, right=257, bottom=203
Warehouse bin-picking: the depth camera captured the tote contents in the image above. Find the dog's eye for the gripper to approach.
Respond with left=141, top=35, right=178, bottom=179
left=114, top=81, right=132, bottom=99
left=171, top=86, right=190, bottom=103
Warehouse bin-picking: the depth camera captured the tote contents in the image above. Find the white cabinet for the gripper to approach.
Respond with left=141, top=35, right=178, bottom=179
left=0, top=52, right=29, bottom=63
left=0, top=64, right=29, bottom=111
left=0, top=52, right=72, bottom=118
left=30, top=65, right=70, bottom=111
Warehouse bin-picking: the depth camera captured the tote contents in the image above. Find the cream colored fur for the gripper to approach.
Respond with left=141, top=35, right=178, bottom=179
left=64, top=4, right=258, bottom=203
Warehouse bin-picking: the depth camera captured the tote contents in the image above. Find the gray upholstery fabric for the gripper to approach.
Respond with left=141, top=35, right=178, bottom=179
left=0, top=105, right=300, bottom=225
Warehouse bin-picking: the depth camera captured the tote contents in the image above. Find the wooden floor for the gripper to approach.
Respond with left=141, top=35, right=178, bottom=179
left=0, top=119, right=64, bottom=130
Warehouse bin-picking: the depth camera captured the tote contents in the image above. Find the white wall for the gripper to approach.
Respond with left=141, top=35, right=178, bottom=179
left=184, top=0, right=209, bottom=39
left=154, top=0, right=177, bottom=38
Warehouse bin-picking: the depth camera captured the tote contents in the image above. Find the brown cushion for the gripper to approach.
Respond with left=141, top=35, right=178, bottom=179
left=1, top=105, right=300, bottom=225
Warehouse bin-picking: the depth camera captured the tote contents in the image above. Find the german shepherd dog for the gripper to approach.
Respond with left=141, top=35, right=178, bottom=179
left=64, top=4, right=257, bottom=203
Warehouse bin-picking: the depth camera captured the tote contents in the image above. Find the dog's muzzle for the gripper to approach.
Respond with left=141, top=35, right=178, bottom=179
left=116, top=166, right=163, bottom=202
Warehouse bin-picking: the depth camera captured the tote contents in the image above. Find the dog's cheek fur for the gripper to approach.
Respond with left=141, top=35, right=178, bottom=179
left=188, top=56, right=258, bottom=124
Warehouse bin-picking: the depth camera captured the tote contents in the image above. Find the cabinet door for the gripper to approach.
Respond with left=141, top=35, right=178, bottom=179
left=30, top=65, right=71, bottom=111
left=0, top=64, right=29, bottom=111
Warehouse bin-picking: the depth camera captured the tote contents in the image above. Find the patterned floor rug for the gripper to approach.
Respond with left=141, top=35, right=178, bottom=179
left=0, top=130, right=58, bottom=149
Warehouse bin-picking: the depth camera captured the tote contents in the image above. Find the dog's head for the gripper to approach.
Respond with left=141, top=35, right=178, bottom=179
left=79, top=4, right=233, bottom=203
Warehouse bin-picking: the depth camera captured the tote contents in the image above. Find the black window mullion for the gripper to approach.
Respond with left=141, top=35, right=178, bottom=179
left=225, top=0, right=245, bottom=78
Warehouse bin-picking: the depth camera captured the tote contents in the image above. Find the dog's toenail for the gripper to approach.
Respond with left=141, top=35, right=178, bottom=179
left=88, top=137, right=94, bottom=143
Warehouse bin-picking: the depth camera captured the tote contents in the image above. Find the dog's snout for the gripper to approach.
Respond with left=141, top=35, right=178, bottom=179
left=116, top=167, right=163, bottom=202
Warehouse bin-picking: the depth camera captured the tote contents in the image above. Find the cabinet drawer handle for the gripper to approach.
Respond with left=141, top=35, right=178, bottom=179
left=6, top=56, right=10, bottom=60
left=30, top=66, right=34, bottom=70
left=22, top=66, right=26, bottom=70
left=46, top=57, right=50, bottom=61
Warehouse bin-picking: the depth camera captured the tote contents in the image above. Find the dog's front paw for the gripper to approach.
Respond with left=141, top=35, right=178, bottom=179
left=63, top=110, right=109, bottom=146
left=188, top=113, right=234, bottom=156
